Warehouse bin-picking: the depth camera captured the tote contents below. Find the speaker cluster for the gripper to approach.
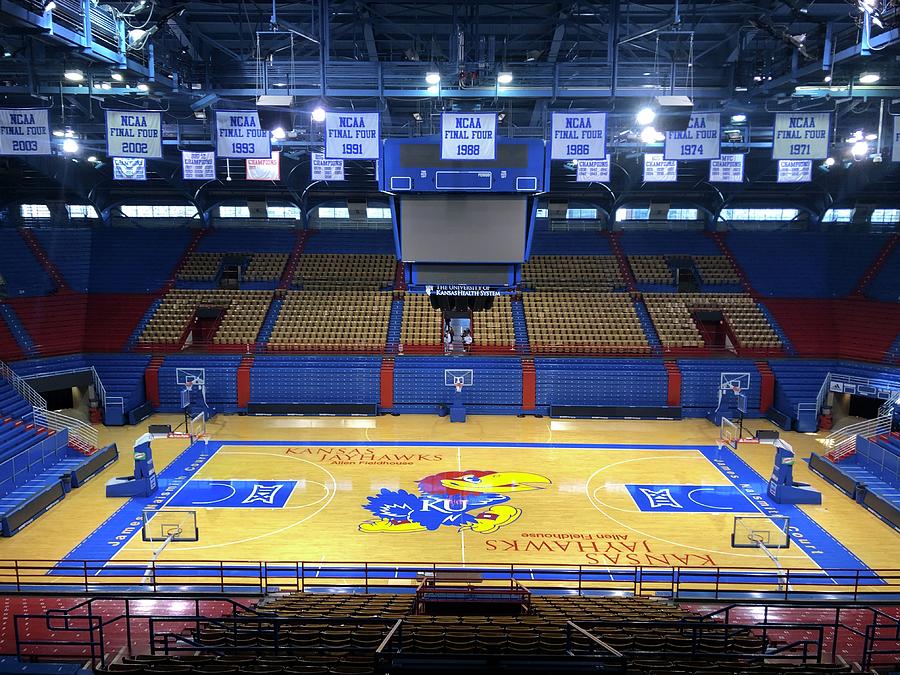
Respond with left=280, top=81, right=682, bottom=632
left=428, top=295, right=495, bottom=312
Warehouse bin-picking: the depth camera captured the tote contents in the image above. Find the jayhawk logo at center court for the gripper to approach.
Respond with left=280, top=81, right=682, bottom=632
left=359, top=470, right=551, bottom=534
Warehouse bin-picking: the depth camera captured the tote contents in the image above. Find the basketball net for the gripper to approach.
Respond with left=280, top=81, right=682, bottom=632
left=455, top=381, right=463, bottom=394
left=185, top=378, right=194, bottom=391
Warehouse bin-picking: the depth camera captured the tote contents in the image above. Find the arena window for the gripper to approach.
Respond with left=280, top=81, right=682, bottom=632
left=67, top=205, right=99, bottom=219
left=720, top=208, right=799, bottom=221
left=872, top=208, right=900, bottom=224
left=122, top=205, right=198, bottom=219
left=536, top=208, right=549, bottom=218
left=318, top=207, right=350, bottom=219
left=218, top=206, right=250, bottom=218
left=566, top=208, right=598, bottom=219
left=20, top=204, right=51, bottom=219
left=615, top=208, right=698, bottom=221
left=266, top=205, right=301, bottom=219
left=366, top=207, right=391, bottom=219
left=822, top=209, right=853, bottom=223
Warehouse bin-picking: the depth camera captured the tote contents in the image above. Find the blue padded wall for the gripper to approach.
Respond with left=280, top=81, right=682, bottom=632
left=867, top=244, right=900, bottom=302
left=197, top=228, right=297, bottom=253
left=0, top=230, right=54, bottom=296
left=90, top=354, right=152, bottom=412
left=530, top=232, right=612, bottom=255
left=251, top=356, right=380, bottom=404
left=11, top=354, right=91, bottom=378
left=304, top=230, right=395, bottom=254
left=534, top=358, right=667, bottom=407
left=32, top=229, right=93, bottom=292
left=158, top=355, right=242, bottom=411
left=393, top=357, right=521, bottom=411
left=619, top=231, right=719, bottom=255
left=678, top=359, right=762, bottom=417
left=90, top=229, right=192, bottom=293
left=768, top=359, right=831, bottom=420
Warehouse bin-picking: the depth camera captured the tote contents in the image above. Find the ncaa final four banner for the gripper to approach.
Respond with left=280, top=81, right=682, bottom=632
left=0, top=108, right=51, bottom=155
left=893, top=117, right=900, bottom=163
left=550, top=112, right=607, bottom=160
left=105, top=110, right=162, bottom=158
left=215, top=111, right=271, bottom=159
left=664, top=112, right=720, bottom=161
left=441, top=112, right=497, bottom=160
left=772, top=112, right=830, bottom=160
left=324, top=112, right=380, bottom=160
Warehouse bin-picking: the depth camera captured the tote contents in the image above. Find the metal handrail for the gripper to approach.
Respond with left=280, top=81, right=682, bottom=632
left=824, top=414, right=892, bottom=460
left=0, top=360, right=46, bottom=411
left=31, top=408, right=98, bottom=455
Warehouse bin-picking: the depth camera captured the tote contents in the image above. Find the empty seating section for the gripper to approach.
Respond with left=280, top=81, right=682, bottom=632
left=0, top=230, right=54, bottom=296
left=679, top=359, right=762, bottom=417
left=89, top=228, right=192, bottom=292
left=867, top=242, right=900, bottom=301
left=83, top=294, right=156, bottom=352
left=7, top=293, right=88, bottom=356
left=244, top=253, right=288, bottom=281
left=0, top=379, right=33, bottom=420
left=619, top=231, right=720, bottom=256
left=768, top=359, right=832, bottom=420
left=177, top=252, right=223, bottom=281
left=629, top=255, right=673, bottom=284
left=139, top=290, right=271, bottom=346
left=471, top=296, right=515, bottom=350
left=535, top=358, right=668, bottom=407
left=196, top=228, right=297, bottom=254
left=400, top=293, right=442, bottom=351
left=644, top=293, right=782, bottom=351
left=157, top=355, right=242, bottom=411
left=90, top=354, right=152, bottom=413
left=529, top=230, right=612, bottom=255
left=267, top=291, right=391, bottom=351
left=857, top=433, right=900, bottom=489
left=213, top=292, right=273, bottom=345
left=0, top=321, right=22, bottom=362
left=522, top=255, right=623, bottom=290
left=251, top=356, right=381, bottom=404
left=692, top=255, right=741, bottom=285
left=523, top=292, right=650, bottom=354
left=302, top=229, right=395, bottom=254
left=726, top=232, right=888, bottom=297
left=293, top=254, right=395, bottom=290
left=32, top=229, right=92, bottom=291
left=393, top=357, right=521, bottom=409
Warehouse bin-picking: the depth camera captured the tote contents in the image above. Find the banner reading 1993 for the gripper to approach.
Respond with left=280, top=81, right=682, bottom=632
left=106, top=110, right=162, bottom=158
left=215, top=111, right=271, bottom=159
left=772, top=112, right=830, bottom=160
left=324, top=112, right=380, bottom=160
left=441, top=112, right=496, bottom=160
left=892, top=116, right=900, bottom=163
left=0, top=109, right=51, bottom=156
left=551, top=112, right=606, bottom=160
left=664, top=113, right=720, bottom=161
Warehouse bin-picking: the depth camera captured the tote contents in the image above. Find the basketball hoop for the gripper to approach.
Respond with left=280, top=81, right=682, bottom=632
left=454, top=380, right=463, bottom=394
left=185, top=378, right=194, bottom=391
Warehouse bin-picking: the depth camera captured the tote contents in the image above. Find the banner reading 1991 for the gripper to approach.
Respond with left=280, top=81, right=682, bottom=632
left=0, top=109, right=51, bottom=156
left=441, top=112, right=496, bottom=160
left=324, top=112, right=380, bottom=160
left=550, top=112, right=606, bottom=160
left=105, top=110, right=162, bottom=158
left=664, top=113, right=720, bottom=161
left=215, top=111, right=271, bottom=159
left=772, top=112, right=830, bottom=160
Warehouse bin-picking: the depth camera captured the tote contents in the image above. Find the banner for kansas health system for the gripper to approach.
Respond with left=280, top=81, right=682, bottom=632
left=893, top=117, right=900, bottom=163
left=311, top=152, right=345, bottom=181
left=181, top=151, right=215, bottom=180
left=324, top=112, right=380, bottom=160
left=709, top=154, right=744, bottom=183
left=664, top=113, right=720, bottom=161
left=772, top=112, right=830, bottom=160
left=246, top=151, right=280, bottom=181
left=441, top=112, right=496, bottom=160
left=551, top=112, right=607, bottom=160
left=215, top=111, right=271, bottom=159
left=0, top=109, right=51, bottom=156
left=105, top=110, right=162, bottom=158
left=113, top=157, right=147, bottom=181
left=777, top=159, right=812, bottom=183
left=643, top=154, right=677, bottom=182
left=576, top=159, right=610, bottom=182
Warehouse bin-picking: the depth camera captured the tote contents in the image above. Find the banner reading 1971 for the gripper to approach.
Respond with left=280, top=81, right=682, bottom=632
left=324, top=112, right=380, bottom=160
left=0, top=109, right=51, bottom=156
left=441, top=112, right=496, bottom=160
left=105, top=110, right=162, bottom=158
left=892, top=116, right=900, bottom=163
left=664, top=113, right=720, bottom=161
left=215, top=111, right=271, bottom=159
left=772, top=112, right=830, bottom=160
left=550, top=112, right=606, bottom=160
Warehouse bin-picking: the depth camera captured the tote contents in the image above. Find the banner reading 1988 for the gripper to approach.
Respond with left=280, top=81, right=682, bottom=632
left=441, top=112, right=496, bottom=160
left=664, top=113, right=720, bottom=161
left=106, top=110, right=162, bottom=158
left=0, top=109, right=51, bottom=155
left=550, top=112, right=606, bottom=160
left=215, top=111, right=271, bottom=159
left=772, top=112, right=830, bottom=160
left=324, top=112, right=380, bottom=160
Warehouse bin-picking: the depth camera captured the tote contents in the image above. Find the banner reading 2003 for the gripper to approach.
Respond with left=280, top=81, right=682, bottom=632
left=105, top=110, right=162, bottom=158
left=215, top=111, right=271, bottom=159
left=0, top=108, right=51, bottom=156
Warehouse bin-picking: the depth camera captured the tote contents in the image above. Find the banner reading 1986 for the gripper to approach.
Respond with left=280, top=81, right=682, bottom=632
left=441, top=112, right=496, bottom=160
left=106, top=110, right=162, bottom=158
left=664, top=113, right=720, bottom=161
left=324, top=112, right=380, bottom=160
left=772, top=112, right=830, bottom=160
left=215, top=111, right=271, bottom=159
left=550, top=112, right=606, bottom=160
left=0, top=109, right=51, bottom=156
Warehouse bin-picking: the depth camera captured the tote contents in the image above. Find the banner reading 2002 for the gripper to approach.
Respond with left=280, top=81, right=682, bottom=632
left=215, top=111, right=271, bottom=159
left=106, top=110, right=162, bottom=158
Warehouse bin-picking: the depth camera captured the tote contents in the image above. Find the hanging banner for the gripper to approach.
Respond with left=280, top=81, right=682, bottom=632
left=441, top=112, right=497, bottom=160
left=311, top=152, right=345, bottom=181
left=215, top=110, right=271, bottom=159
left=892, top=116, right=900, bottom=163
left=643, top=153, right=677, bottom=182
left=664, top=112, right=721, bottom=161
left=709, top=154, right=745, bottom=183
left=181, top=151, right=215, bottom=180
left=105, top=110, right=162, bottom=158
left=576, top=159, right=610, bottom=182
left=0, top=109, right=51, bottom=156
left=246, top=151, right=280, bottom=181
left=772, top=112, right=830, bottom=160
left=550, top=112, right=607, bottom=160
left=324, top=111, right=380, bottom=160
left=113, top=157, right=147, bottom=181
left=777, top=159, right=812, bottom=183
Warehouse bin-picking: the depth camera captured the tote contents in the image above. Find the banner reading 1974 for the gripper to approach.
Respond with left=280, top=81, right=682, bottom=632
left=0, top=108, right=51, bottom=156
left=441, top=112, right=497, bottom=160
left=664, top=113, right=720, bottom=161
left=772, top=112, right=830, bottom=160
left=551, top=112, right=606, bottom=160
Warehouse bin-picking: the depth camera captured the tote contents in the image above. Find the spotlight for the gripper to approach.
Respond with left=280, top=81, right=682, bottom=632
left=63, top=68, right=84, bottom=82
left=497, top=71, right=513, bottom=84
left=636, top=107, right=656, bottom=126
left=111, top=71, right=124, bottom=82
left=126, top=25, right=158, bottom=50
left=824, top=157, right=835, bottom=167
left=42, top=0, right=56, bottom=12
left=87, top=155, right=97, bottom=163
left=136, top=83, right=149, bottom=91
left=193, top=110, right=206, bottom=120
left=427, top=85, right=439, bottom=95
left=311, top=106, right=326, bottom=122
left=411, top=112, right=423, bottom=122
left=851, top=140, right=869, bottom=157
left=640, top=126, right=664, bottom=144
left=497, top=112, right=506, bottom=123
left=859, top=72, right=880, bottom=84
left=824, top=75, right=832, bottom=83
left=52, top=129, right=64, bottom=137
left=99, top=82, right=111, bottom=90
left=730, top=114, right=747, bottom=124
left=62, top=137, right=79, bottom=153
left=271, top=126, right=286, bottom=140
left=425, top=72, right=440, bottom=85
left=2, top=48, right=11, bottom=58
left=865, top=133, right=878, bottom=141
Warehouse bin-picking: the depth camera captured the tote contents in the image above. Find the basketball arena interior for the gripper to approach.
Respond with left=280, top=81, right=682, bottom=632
left=0, top=0, right=900, bottom=673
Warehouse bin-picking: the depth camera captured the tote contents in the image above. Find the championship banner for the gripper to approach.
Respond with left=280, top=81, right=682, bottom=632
left=643, top=153, right=677, bottom=182
left=709, top=154, right=744, bottom=183
left=576, top=159, right=610, bottom=182
left=246, top=151, right=280, bottom=181
left=441, top=112, right=496, bottom=160
left=0, top=109, right=51, bottom=156
left=311, top=152, right=345, bottom=181
left=777, top=159, right=812, bottom=183
left=551, top=112, right=607, bottom=160
left=215, top=111, right=271, bottom=159
left=113, top=157, right=147, bottom=181
left=105, top=110, right=162, bottom=158
left=324, top=112, right=380, bottom=160
left=772, top=112, right=830, bottom=160
left=181, top=151, right=215, bottom=180
left=892, top=117, right=900, bottom=163
left=664, top=113, right=720, bottom=161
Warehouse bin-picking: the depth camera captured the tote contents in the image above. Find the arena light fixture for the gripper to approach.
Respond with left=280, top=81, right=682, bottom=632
left=52, top=129, right=64, bottom=138
left=111, top=71, right=125, bottom=82
left=497, top=71, right=513, bottom=84
left=87, top=155, right=97, bottom=163
left=63, top=68, right=84, bottom=82
left=640, top=126, right=664, bottom=144
left=42, top=0, right=56, bottom=13
left=425, top=71, right=441, bottom=85
left=136, top=83, right=150, bottom=92
left=865, top=133, right=878, bottom=141
left=636, top=106, right=656, bottom=126
left=271, top=126, right=286, bottom=140
left=851, top=140, right=869, bottom=158
left=427, top=85, right=439, bottom=95
left=730, top=114, right=747, bottom=124
left=824, top=157, right=835, bottom=167
left=62, top=137, right=79, bottom=153
left=859, top=72, right=880, bottom=84
left=311, top=106, right=326, bottom=122
left=99, top=82, right=112, bottom=90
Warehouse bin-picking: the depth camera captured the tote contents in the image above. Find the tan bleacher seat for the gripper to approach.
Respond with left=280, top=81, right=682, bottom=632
left=400, top=293, right=442, bottom=349
left=521, top=255, right=623, bottom=291
left=293, top=254, right=395, bottom=290
left=471, top=296, right=515, bottom=349
left=244, top=253, right=288, bottom=281
left=628, top=255, right=673, bottom=284
left=175, top=252, right=223, bottom=281
left=692, top=256, right=741, bottom=285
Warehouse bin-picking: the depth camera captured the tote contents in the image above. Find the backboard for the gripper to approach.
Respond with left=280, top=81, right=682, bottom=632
left=731, top=515, right=790, bottom=549
left=141, top=509, right=199, bottom=542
